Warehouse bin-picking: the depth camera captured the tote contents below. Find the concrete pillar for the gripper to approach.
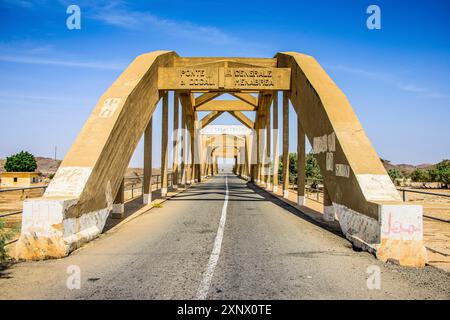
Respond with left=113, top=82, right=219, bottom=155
left=260, top=114, right=266, bottom=186
left=189, top=118, right=195, bottom=183
left=323, top=185, right=335, bottom=221
left=161, top=91, right=169, bottom=197
left=143, top=118, right=153, bottom=204
left=180, top=104, right=186, bottom=186
left=233, top=136, right=238, bottom=175
left=112, top=178, right=125, bottom=219
left=186, top=116, right=192, bottom=185
left=282, top=91, right=289, bottom=198
left=244, top=137, right=250, bottom=180
left=214, top=155, right=218, bottom=174
left=266, top=102, right=271, bottom=189
left=210, top=150, right=215, bottom=176
left=172, top=92, right=179, bottom=190
left=297, top=116, right=306, bottom=206
left=194, top=119, right=201, bottom=183
left=256, top=116, right=262, bottom=184
left=272, top=93, right=279, bottom=192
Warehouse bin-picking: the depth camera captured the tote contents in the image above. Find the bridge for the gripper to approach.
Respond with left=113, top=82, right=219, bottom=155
left=15, top=51, right=426, bottom=269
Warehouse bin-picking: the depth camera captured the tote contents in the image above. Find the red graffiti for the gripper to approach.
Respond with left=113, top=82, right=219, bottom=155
left=383, top=212, right=422, bottom=236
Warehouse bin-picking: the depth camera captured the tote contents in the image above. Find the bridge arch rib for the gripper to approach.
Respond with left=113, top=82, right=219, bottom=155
left=277, top=52, right=426, bottom=266
left=16, top=51, right=177, bottom=259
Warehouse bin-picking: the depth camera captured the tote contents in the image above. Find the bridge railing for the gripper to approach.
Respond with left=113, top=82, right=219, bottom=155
left=124, top=172, right=176, bottom=199
left=0, top=172, right=178, bottom=245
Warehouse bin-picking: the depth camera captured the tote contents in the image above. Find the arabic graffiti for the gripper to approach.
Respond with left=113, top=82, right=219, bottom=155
left=382, top=212, right=422, bottom=237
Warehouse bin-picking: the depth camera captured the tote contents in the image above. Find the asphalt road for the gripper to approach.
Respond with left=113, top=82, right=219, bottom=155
left=0, top=174, right=449, bottom=299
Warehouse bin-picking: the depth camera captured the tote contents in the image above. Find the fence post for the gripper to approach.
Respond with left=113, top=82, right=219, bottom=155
left=403, top=190, right=406, bottom=202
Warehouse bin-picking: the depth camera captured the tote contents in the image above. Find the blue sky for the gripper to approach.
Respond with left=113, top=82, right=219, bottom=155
left=0, top=0, right=449, bottom=167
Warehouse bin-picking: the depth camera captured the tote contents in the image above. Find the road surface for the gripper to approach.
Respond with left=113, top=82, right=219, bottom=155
left=0, top=174, right=449, bottom=299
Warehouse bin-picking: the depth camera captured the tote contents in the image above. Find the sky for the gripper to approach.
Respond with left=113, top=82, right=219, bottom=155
left=0, top=0, right=449, bottom=168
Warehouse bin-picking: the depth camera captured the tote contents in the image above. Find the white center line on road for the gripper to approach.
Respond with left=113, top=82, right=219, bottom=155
left=196, top=174, right=229, bottom=300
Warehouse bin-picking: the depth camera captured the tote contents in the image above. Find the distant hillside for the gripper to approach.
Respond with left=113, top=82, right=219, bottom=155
left=381, top=159, right=435, bottom=174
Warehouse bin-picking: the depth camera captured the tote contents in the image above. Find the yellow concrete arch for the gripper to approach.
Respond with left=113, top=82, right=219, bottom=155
left=16, top=51, right=177, bottom=259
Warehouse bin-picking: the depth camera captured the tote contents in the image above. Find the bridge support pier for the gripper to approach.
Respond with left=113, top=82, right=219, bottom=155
left=297, top=117, right=306, bottom=206
left=111, top=179, right=125, bottom=219
left=161, top=91, right=169, bottom=197
left=266, top=103, right=272, bottom=190
left=143, top=118, right=153, bottom=205
left=172, top=92, right=179, bottom=190
left=180, top=105, right=187, bottom=186
left=273, top=93, right=279, bottom=192
left=282, top=91, right=289, bottom=198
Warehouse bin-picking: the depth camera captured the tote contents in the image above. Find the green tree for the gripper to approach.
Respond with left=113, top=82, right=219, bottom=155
left=410, top=169, right=430, bottom=182
left=278, top=153, right=322, bottom=188
left=306, top=153, right=322, bottom=188
left=278, top=153, right=297, bottom=183
left=388, top=169, right=403, bottom=185
left=429, top=160, right=450, bottom=188
left=4, top=151, right=37, bottom=172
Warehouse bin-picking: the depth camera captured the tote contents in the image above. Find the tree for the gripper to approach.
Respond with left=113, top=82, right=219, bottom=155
left=429, top=160, right=450, bottom=188
left=278, top=152, right=322, bottom=188
left=278, top=153, right=296, bottom=183
left=306, top=153, right=322, bottom=188
left=410, top=169, right=430, bottom=182
left=388, top=169, right=403, bottom=185
left=4, top=151, right=37, bottom=172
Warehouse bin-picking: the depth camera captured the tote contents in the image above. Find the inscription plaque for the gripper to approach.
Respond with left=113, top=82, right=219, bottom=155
left=158, top=67, right=290, bottom=90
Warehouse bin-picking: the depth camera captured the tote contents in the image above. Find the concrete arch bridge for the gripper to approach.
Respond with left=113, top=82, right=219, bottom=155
left=16, top=51, right=426, bottom=268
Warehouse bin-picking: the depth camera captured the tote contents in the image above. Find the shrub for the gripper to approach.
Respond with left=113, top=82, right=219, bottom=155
left=0, top=219, right=12, bottom=264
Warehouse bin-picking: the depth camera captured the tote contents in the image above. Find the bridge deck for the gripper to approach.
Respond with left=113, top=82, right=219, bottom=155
left=1, top=175, right=448, bottom=299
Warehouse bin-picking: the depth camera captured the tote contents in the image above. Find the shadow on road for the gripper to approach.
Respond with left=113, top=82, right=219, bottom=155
left=246, top=182, right=346, bottom=239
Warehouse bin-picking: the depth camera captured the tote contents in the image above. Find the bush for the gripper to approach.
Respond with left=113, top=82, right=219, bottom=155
left=4, top=151, right=37, bottom=172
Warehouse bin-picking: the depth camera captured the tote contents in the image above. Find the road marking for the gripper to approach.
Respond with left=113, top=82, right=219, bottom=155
left=196, top=174, right=229, bottom=300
